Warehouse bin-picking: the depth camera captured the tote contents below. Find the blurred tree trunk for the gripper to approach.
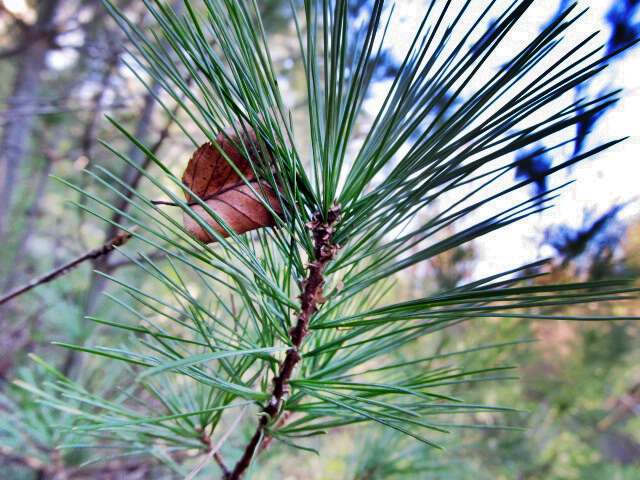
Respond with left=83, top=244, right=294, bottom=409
left=84, top=81, right=161, bottom=316
left=0, top=0, right=61, bottom=244
left=81, top=1, right=184, bottom=320
left=61, top=81, right=163, bottom=376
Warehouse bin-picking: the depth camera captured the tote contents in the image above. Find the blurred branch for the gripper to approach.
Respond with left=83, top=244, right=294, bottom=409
left=0, top=101, right=129, bottom=118
left=0, top=26, right=60, bottom=59
left=107, top=78, right=191, bottom=232
left=0, top=230, right=133, bottom=307
left=62, top=78, right=186, bottom=376
left=598, top=383, right=640, bottom=431
left=0, top=306, right=47, bottom=380
left=79, top=48, right=121, bottom=163
left=83, top=81, right=182, bottom=316
left=0, top=44, right=30, bottom=60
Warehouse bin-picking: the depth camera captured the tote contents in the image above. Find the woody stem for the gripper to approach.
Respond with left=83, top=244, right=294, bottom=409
left=226, top=206, right=340, bottom=480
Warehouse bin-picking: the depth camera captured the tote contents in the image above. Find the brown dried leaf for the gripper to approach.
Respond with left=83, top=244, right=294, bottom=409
left=181, top=129, right=282, bottom=243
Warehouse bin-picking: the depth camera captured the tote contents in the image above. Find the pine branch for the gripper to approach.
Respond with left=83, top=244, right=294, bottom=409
left=227, top=206, right=341, bottom=480
left=0, top=230, right=132, bottom=306
left=2, top=86, right=182, bottom=311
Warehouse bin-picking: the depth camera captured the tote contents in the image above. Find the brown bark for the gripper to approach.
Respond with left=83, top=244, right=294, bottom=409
left=227, top=206, right=341, bottom=480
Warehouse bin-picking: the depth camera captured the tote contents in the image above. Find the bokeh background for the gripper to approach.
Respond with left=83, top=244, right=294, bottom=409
left=0, top=0, right=639, bottom=478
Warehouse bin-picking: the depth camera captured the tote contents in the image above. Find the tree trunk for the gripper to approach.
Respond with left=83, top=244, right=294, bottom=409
left=0, top=0, right=61, bottom=245
left=62, top=82, right=162, bottom=377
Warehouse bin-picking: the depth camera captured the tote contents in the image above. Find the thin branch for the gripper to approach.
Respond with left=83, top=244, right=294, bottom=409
left=187, top=406, right=248, bottom=480
left=0, top=230, right=132, bottom=306
left=0, top=305, right=47, bottom=380
left=213, top=453, right=230, bottom=477
left=227, top=206, right=341, bottom=480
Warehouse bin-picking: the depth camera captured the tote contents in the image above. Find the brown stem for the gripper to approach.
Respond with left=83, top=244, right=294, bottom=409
left=213, top=452, right=230, bottom=477
left=200, top=429, right=230, bottom=477
left=0, top=230, right=133, bottom=307
left=257, top=411, right=292, bottom=454
left=226, top=206, right=341, bottom=480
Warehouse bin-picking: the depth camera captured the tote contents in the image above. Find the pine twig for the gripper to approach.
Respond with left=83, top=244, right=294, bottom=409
left=188, top=406, right=248, bottom=480
left=0, top=230, right=133, bottom=307
left=227, top=206, right=341, bottom=480
left=213, top=452, right=230, bottom=477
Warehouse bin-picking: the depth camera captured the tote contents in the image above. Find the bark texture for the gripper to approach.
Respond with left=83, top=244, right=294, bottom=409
left=227, top=206, right=341, bottom=480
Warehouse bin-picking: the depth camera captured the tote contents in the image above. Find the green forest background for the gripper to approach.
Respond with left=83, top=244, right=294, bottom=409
left=0, top=1, right=639, bottom=478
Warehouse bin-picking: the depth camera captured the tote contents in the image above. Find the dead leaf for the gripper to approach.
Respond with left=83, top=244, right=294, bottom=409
left=181, top=128, right=282, bottom=243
